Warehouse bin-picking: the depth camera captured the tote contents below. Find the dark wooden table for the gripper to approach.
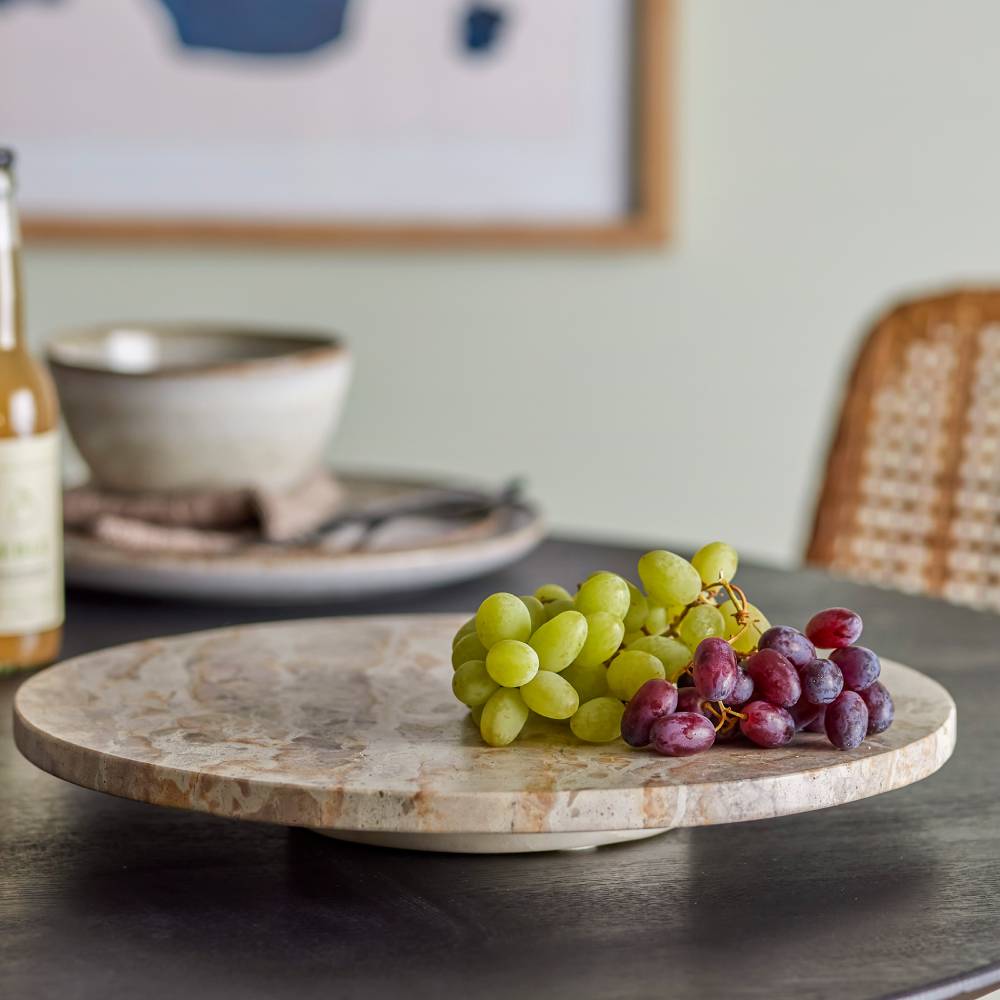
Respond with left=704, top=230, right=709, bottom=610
left=3, top=537, right=1000, bottom=1000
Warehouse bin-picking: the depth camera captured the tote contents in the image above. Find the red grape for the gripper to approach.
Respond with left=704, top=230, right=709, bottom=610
left=829, top=645, right=880, bottom=691
left=805, top=706, right=827, bottom=733
left=649, top=712, right=716, bottom=757
left=692, top=637, right=738, bottom=702
left=758, top=625, right=816, bottom=669
left=799, top=657, right=844, bottom=705
left=858, top=681, right=894, bottom=735
left=676, top=688, right=709, bottom=717
left=724, top=667, right=754, bottom=707
left=714, top=721, right=742, bottom=743
left=740, top=701, right=795, bottom=748
left=825, top=691, right=869, bottom=749
left=621, top=679, right=678, bottom=747
left=745, top=649, right=801, bottom=708
left=805, top=607, right=863, bottom=648
left=788, top=694, right=822, bottom=731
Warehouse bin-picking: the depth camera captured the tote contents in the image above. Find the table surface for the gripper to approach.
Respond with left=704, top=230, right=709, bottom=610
left=4, top=536, right=1000, bottom=1000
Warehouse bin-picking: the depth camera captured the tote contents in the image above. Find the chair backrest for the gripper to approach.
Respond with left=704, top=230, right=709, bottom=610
left=807, top=288, right=1000, bottom=611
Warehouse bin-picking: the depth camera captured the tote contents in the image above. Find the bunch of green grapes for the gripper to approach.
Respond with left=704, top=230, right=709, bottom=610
left=450, top=541, right=770, bottom=747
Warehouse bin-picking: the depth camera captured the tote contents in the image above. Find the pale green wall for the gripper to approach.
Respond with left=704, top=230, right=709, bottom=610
left=21, top=0, right=1000, bottom=564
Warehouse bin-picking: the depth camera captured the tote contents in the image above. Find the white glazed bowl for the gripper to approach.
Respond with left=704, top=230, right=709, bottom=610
left=47, top=323, right=352, bottom=493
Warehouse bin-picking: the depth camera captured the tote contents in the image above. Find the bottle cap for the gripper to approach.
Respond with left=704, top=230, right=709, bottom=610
left=0, top=149, right=14, bottom=171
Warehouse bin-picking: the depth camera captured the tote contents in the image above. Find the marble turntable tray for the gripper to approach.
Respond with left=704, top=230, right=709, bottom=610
left=14, top=615, right=956, bottom=853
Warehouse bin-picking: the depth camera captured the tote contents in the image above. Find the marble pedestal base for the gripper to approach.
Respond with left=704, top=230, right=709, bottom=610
left=315, top=827, right=671, bottom=853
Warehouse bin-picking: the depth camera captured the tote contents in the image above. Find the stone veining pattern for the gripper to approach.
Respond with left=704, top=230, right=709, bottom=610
left=14, top=615, right=957, bottom=835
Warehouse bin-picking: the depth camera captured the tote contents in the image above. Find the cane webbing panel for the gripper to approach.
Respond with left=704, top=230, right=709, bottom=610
left=807, top=290, right=1000, bottom=611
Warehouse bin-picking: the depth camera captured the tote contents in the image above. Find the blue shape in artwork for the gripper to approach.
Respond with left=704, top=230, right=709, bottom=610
left=156, top=0, right=352, bottom=56
left=463, top=5, right=506, bottom=54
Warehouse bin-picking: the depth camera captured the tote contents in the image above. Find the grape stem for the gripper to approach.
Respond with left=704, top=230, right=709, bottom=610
left=703, top=699, right=748, bottom=732
left=642, top=603, right=694, bottom=640
left=646, top=578, right=756, bottom=654
left=716, top=579, right=753, bottom=647
left=667, top=606, right=689, bottom=634
left=661, top=580, right=741, bottom=640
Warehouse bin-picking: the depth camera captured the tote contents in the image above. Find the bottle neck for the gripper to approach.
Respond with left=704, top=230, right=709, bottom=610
left=0, top=169, right=23, bottom=353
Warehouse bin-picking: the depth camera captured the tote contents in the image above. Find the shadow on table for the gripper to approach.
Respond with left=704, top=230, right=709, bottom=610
left=9, top=780, right=948, bottom=999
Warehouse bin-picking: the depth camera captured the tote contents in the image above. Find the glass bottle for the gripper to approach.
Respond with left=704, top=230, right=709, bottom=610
left=0, top=149, right=63, bottom=671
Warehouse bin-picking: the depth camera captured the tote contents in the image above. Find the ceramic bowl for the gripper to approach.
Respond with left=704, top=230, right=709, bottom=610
left=47, top=322, right=352, bottom=493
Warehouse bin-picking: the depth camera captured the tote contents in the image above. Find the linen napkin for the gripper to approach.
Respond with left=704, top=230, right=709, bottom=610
left=64, top=474, right=507, bottom=556
left=64, top=472, right=346, bottom=554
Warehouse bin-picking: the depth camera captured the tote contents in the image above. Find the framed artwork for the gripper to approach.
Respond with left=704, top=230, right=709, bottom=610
left=0, top=0, right=670, bottom=247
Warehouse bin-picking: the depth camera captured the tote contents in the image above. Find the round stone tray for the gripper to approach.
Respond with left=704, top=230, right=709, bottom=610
left=14, top=615, right=956, bottom=853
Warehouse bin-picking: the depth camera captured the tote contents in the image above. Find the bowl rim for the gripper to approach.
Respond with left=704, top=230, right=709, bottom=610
left=45, top=321, right=349, bottom=379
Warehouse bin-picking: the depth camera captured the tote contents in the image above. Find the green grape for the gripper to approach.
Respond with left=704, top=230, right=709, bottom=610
left=570, top=697, right=625, bottom=743
left=543, top=597, right=576, bottom=621
left=654, top=603, right=689, bottom=636
left=626, top=634, right=692, bottom=683
left=528, top=610, right=588, bottom=672
left=692, top=541, right=739, bottom=586
left=676, top=603, right=726, bottom=652
left=519, top=595, right=547, bottom=634
left=606, top=650, right=666, bottom=701
left=719, top=599, right=771, bottom=655
left=535, top=583, right=572, bottom=603
left=480, top=688, right=529, bottom=746
left=637, top=550, right=702, bottom=607
left=452, top=659, right=499, bottom=707
left=643, top=602, right=670, bottom=636
left=485, top=639, right=539, bottom=687
left=451, top=632, right=488, bottom=670
left=452, top=617, right=477, bottom=648
left=573, top=611, right=625, bottom=668
left=520, top=671, right=580, bottom=719
left=470, top=704, right=484, bottom=726
left=623, top=629, right=644, bottom=646
left=476, top=592, right=532, bottom=648
left=623, top=581, right=649, bottom=632
left=561, top=660, right=609, bottom=702
left=574, top=571, right=631, bottom=618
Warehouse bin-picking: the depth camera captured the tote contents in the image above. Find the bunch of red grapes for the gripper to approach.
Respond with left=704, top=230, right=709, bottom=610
left=621, top=607, right=895, bottom=757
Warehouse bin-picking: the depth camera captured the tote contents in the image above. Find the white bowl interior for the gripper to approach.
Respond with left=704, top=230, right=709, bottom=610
left=47, top=325, right=341, bottom=375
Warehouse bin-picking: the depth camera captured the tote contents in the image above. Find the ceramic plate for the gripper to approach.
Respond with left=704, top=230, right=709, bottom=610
left=14, top=615, right=956, bottom=853
left=64, top=473, right=544, bottom=603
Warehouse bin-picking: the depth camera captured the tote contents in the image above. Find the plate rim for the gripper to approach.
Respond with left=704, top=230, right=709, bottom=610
left=64, top=502, right=543, bottom=573
left=63, top=471, right=545, bottom=600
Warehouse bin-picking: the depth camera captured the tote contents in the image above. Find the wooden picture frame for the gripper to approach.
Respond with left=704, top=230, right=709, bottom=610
left=20, top=0, right=671, bottom=249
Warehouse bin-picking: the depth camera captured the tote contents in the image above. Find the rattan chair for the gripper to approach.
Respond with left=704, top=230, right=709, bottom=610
left=807, top=288, right=1000, bottom=611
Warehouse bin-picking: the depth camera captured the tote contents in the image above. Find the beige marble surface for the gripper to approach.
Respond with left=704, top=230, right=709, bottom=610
left=14, top=615, right=956, bottom=836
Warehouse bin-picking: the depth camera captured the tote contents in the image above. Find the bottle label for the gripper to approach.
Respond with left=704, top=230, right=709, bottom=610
left=0, top=430, right=63, bottom=633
